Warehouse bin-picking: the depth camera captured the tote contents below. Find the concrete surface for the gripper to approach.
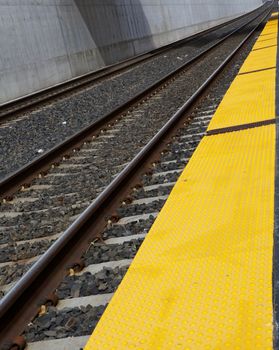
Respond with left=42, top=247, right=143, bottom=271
left=0, top=0, right=262, bottom=104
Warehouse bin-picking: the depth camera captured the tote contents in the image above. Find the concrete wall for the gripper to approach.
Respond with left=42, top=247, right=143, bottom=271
left=0, top=0, right=263, bottom=104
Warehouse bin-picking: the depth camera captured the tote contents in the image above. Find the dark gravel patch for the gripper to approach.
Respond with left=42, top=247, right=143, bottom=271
left=0, top=238, right=54, bottom=264
left=103, top=218, right=154, bottom=239
left=25, top=305, right=106, bottom=342
left=154, top=162, right=186, bottom=172
left=116, top=199, right=166, bottom=217
left=0, top=262, right=32, bottom=290
left=136, top=184, right=174, bottom=196
left=83, top=239, right=143, bottom=266
left=57, top=266, right=128, bottom=299
left=133, top=185, right=174, bottom=200
left=0, top=223, right=57, bottom=245
left=142, top=172, right=183, bottom=186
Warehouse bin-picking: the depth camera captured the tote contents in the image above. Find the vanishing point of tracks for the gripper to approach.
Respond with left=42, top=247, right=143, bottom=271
left=0, top=4, right=267, bottom=124
left=0, top=4, right=273, bottom=349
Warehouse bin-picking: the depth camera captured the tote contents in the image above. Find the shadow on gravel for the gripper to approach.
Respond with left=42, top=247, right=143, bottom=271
left=74, top=0, right=155, bottom=65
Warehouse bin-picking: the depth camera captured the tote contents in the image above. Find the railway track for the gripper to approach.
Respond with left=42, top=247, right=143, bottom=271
left=0, top=4, right=270, bottom=180
left=0, top=4, right=273, bottom=349
left=24, top=109, right=214, bottom=349
left=0, top=4, right=267, bottom=125
left=0, top=5, right=270, bottom=199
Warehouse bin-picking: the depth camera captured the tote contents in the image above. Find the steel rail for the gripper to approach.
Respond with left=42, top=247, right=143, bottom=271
left=0, top=3, right=267, bottom=122
left=0, top=6, right=270, bottom=200
left=0, top=5, right=273, bottom=349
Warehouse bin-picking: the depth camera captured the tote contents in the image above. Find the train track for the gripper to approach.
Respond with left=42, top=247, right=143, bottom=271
left=0, top=4, right=270, bottom=181
left=0, top=5, right=267, bottom=124
left=0, top=4, right=270, bottom=199
left=0, top=4, right=273, bottom=349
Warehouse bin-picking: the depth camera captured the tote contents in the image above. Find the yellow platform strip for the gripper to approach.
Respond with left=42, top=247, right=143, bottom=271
left=207, top=16, right=277, bottom=131
left=260, top=32, right=277, bottom=36
left=253, top=37, right=277, bottom=50
left=85, top=14, right=277, bottom=350
left=238, top=45, right=276, bottom=73
left=207, top=69, right=275, bottom=130
left=86, top=126, right=275, bottom=350
left=256, top=36, right=277, bottom=42
left=254, top=23, right=277, bottom=36
left=253, top=44, right=277, bottom=52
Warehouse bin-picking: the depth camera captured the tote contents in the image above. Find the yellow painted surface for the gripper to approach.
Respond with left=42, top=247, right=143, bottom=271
left=207, top=69, right=275, bottom=130
left=238, top=45, right=276, bottom=73
left=84, top=13, right=277, bottom=350
left=85, top=126, right=275, bottom=350
left=254, top=20, right=277, bottom=37
left=207, top=15, right=277, bottom=130
left=258, top=31, right=277, bottom=37
left=252, top=37, right=277, bottom=50
left=254, top=17, right=278, bottom=41
left=257, top=35, right=277, bottom=42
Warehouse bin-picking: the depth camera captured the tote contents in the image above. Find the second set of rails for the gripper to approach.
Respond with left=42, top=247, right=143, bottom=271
left=0, top=4, right=269, bottom=123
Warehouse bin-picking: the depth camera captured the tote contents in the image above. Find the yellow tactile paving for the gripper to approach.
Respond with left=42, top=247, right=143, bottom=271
left=259, top=30, right=277, bottom=35
left=255, top=21, right=277, bottom=36
left=207, top=15, right=277, bottom=130
left=85, top=126, right=275, bottom=350
left=238, top=45, right=276, bottom=73
left=207, top=69, right=275, bottom=130
left=258, top=32, right=277, bottom=40
left=257, top=34, right=277, bottom=40
left=252, top=37, right=277, bottom=50
left=257, top=32, right=277, bottom=40
left=84, top=13, right=277, bottom=350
